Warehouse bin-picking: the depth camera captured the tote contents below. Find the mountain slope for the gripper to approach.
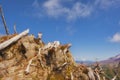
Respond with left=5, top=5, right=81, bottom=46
left=100, top=54, right=120, bottom=65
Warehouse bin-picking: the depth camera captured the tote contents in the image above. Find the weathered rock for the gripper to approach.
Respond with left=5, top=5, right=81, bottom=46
left=0, top=34, right=90, bottom=80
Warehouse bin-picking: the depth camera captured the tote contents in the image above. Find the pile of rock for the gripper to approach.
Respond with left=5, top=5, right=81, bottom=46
left=0, top=29, right=92, bottom=80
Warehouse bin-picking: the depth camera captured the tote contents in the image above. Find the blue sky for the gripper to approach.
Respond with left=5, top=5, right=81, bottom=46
left=0, top=0, right=120, bottom=61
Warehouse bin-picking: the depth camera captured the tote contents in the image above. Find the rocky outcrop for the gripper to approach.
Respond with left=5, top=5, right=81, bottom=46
left=0, top=31, right=90, bottom=80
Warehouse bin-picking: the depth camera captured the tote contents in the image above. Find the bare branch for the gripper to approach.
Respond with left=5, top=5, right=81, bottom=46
left=0, top=5, right=9, bottom=35
left=37, top=48, right=44, bottom=69
left=70, top=72, right=74, bottom=80
left=24, top=58, right=33, bottom=74
left=0, top=29, right=29, bottom=50
left=87, top=67, right=95, bottom=80
left=111, top=75, right=117, bottom=80
left=13, top=24, right=17, bottom=33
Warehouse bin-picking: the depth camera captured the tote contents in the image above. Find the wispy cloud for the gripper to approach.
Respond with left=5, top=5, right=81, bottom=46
left=95, top=0, right=120, bottom=9
left=43, top=0, right=93, bottom=20
left=109, top=32, right=120, bottom=43
left=43, top=0, right=68, bottom=18
left=32, top=0, right=93, bottom=20
left=32, top=0, right=43, bottom=18
left=32, top=0, right=120, bottom=20
left=74, top=56, right=86, bottom=61
left=67, top=2, right=93, bottom=20
left=55, top=26, right=76, bottom=35
left=66, top=26, right=76, bottom=35
left=32, top=0, right=40, bottom=8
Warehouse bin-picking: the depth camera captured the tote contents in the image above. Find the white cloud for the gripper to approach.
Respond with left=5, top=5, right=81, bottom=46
left=32, top=0, right=93, bottom=20
left=95, top=0, right=120, bottom=9
left=67, top=2, right=92, bottom=20
left=32, top=0, right=120, bottom=20
left=110, top=32, right=120, bottom=42
left=43, top=0, right=69, bottom=18
left=31, top=0, right=44, bottom=18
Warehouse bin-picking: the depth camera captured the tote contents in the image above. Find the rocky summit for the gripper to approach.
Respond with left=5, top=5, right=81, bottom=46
left=0, top=31, right=89, bottom=80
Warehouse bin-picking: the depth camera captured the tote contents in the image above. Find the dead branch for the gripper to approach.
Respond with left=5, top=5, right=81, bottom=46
left=13, top=24, right=17, bottom=33
left=0, top=5, right=9, bottom=35
left=58, top=62, right=68, bottom=70
left=111, top=75, right=117, bottom=80
left=70, top=72, right=74, bottom=80
left=24, top=48, right=45, bottom=75
left=37, top=48, right=44, bottom=69
left=38, top=32, right=42, bottom=39
left=87, top=67, right=95, bottom=80
left=0, top=29, right=29, bottom=50
left=24, top=58, right=33, bottom=74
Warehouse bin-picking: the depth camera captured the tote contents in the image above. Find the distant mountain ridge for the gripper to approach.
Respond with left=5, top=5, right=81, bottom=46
left=100, top=54, right=120, bottom=65
left=76, top=60, right=94, bottom=65
left=75, top=54, right=120, bottom=65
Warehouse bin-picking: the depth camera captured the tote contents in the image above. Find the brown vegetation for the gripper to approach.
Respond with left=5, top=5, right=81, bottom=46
left=0, top=30, right=119, bottom=80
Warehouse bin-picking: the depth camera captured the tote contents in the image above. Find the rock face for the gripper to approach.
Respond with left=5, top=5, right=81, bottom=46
left=0, top=34, right=89, bottom=80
